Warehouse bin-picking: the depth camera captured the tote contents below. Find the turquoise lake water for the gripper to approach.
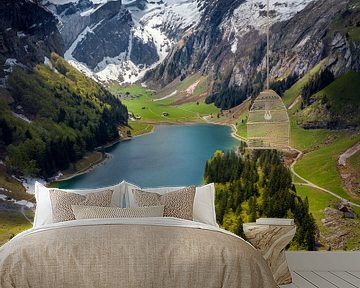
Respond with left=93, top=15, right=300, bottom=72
left=58, top=124, right=239, bottom=189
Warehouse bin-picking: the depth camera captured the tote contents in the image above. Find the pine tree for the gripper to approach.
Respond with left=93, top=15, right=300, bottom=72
left=249, top=196, right=257, bottom=222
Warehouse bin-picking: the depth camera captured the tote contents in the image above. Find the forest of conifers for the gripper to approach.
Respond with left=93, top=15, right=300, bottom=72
left=204, top=149, right=317, bottom=250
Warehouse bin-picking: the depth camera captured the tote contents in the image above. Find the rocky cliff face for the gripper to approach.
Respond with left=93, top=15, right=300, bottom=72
left=44, top=0, right=204, bottom=83
left=146, top=0, right=360, bottom=109
left=270, top=0, right=359, bottom=80
left=0, top=0, right=64, bottom=86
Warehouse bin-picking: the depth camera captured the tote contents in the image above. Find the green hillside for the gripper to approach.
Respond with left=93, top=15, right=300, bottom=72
left=0, top=53, right=128, bottom=179
left=298, top=71, right=360, bottom=128
left=282, top=60, right=326, bottom=108
left=233, top=59, right=360, bottom=247
left=294, top=131, right=360, bottom=205
left=282, top=68, right=360, bottom=205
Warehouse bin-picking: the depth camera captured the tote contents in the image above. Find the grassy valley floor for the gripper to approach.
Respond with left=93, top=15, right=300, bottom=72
left=108, top=76, right=220, bottom=137
left=0, top=210, right=33, bottom=246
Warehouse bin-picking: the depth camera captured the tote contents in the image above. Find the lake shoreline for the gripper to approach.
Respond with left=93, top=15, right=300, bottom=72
left=53, top=153, right=111, bottom=183
left=52, top=127, right=140, bottom=185
left=54, top=122, right=240, bottom=189
left=53, top=119, right=242, bottom=187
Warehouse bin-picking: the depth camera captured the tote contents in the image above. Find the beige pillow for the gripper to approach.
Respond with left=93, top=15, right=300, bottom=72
left=49, top=189, right=113, bottom=223
left=133, top=186, right=196, bottom=220
left=71, top=205, right=164, bottom=220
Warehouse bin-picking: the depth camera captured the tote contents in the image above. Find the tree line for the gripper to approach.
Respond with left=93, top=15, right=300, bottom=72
left=301, top=68, right=334, bottom=108
left=204, top=149, right=317, bottom=250
left=205, top=69, right=300, bottom=110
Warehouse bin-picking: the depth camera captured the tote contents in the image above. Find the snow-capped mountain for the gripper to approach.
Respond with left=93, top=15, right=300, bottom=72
left=147, top=0, right=360, bottom=109
left=43, top=0, right=203, bottom=83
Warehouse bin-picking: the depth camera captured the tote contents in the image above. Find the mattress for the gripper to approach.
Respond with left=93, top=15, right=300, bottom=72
left=0, top=217, right=276, bottom=288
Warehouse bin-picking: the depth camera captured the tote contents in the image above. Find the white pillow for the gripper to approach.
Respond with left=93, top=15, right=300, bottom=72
left=125, top=181, right=218, bottom=227
left=33, top=181, right=125, bottom=227
left=193, top=183, right=218, bottom=227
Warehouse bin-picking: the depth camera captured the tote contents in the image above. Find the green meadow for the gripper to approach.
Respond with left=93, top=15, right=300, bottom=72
left=108, top=82, right=219, bottom=136
left=0, top=210, right=33, bottom=246
left=294, top=132, right=360, bottom=205
left=295, top=185, right=338, bottom=228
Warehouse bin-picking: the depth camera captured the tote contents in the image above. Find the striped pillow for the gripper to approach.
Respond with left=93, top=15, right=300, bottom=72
left=71, top=205, right=164, bottom=219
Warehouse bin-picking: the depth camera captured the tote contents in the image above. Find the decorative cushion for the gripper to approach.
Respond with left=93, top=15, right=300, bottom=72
left=34, top=181, right=125, bottom=227
left=133, top=186, right=196, bottom=220
left=192, top=183, right=218, bottom=227
left=125, top=181, right=218, bottom=227
left=125, top=182, right=184, bottom=208
left=71, top=205, right=164, bottom=220
left=49, top=189, right=113, bottom=223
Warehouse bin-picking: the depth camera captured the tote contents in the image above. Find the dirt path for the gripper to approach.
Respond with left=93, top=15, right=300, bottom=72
left=153, top=90, right=178, bottom=102
left=230, top=124, right=248, bottom=142
left=290, top=148, right=360, bottom=208
left=288, top=95, right=301, bottom=110
left=185, top=79, right=201, bottom=96
left=338, top=141, right=360, bottom=166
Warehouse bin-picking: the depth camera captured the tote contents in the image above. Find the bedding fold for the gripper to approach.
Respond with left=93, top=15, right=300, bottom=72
left=0, top=218, right=276, bottom=288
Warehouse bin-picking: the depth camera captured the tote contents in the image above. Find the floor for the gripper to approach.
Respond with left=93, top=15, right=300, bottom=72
left=280, top=252, right=360, bottom=288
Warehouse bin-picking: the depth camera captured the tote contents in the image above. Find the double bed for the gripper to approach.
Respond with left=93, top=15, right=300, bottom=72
left=0, top=182, right=276, bottom=287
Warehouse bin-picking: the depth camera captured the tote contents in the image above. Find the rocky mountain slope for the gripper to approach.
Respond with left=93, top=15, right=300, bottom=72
left=43, top=0, right=204, bottom=83
left=146, top=0, right=360, bottom=110
left=0, top=0, right=64, bottom=86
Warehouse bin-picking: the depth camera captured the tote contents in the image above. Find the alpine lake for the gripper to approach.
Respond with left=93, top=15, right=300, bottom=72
left=57, top=124, right=239, bottom=189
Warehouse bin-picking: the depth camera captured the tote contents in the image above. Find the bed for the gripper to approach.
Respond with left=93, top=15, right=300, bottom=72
left=0, top=182, right=276, bottom=288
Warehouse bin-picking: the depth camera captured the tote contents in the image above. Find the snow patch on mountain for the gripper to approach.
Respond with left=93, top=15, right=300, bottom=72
left=131, top=7, right=173, bottom=62
left=56, top=0, right=202, bottom=84
left=225, top=0, right=315, bottom=53
left=96, top=60, right=143, bottom=83
left=234, top=0, right=315, bottom=35
left=231, top=39, right=238, bottom=54
left=64, top=20, right=104, bottom=61
left=80, top=2, right=107, bottom=16
left=46, top=0, right=79, bottom=4
left=47, top=0, right=116, bottom=4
